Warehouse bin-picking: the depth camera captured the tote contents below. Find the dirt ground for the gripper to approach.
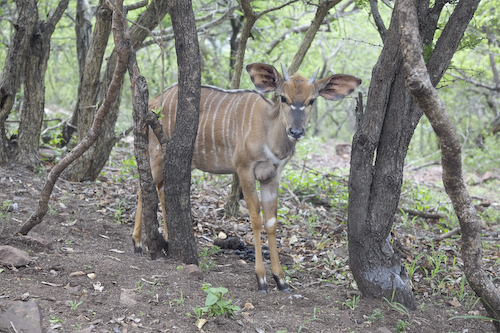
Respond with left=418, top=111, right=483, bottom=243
left=0, top=142, right=498, bottom=333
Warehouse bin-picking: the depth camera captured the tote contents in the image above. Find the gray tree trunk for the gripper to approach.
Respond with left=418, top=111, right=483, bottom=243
left=163, top=0, right=201, bottom=265
left=348, top=0, right=480, bottom=309
left=16, top=0, right=70, bottom=167
left=0, top=0, right=29, bottom=164
left=63, top=0, right=113, bottom=180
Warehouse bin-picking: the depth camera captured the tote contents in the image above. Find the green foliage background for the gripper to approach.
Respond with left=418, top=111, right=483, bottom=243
left=0, top=0, right=499, bottom=174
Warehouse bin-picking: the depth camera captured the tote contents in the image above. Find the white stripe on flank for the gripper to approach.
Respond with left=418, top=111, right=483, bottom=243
left=166, top=88, right=177, bottom=136
left=240, top=93, right=253, bottom=138
left=211, top=93, right=229, bottom=168
left=201, top=89, right=217, bottom=163
left=244, top=96, right=260, bottom=143
left=221, top=94, right=237, bottom=165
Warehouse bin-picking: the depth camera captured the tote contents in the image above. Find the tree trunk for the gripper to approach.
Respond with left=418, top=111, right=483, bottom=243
left=399, top=0, right=500, bottom=329
left=61, top=0, right=95, bottom=145
left=63, top=0, right=113, bottom=180
left=16, top=0, right=70, bottom=167
left=163, top=0, right=201, bottom=265
left=0, top=0, right=28, bottom=164
left=347, top=0, right=480, bottom=309
left=65, top=0, right=169, bottom=182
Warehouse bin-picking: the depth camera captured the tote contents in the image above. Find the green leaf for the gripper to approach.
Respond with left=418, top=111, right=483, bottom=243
left=205, top=293, right=219, bottom=306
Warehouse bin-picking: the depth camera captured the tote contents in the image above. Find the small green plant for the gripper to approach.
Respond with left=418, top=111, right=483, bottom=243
left=49, top=315, right=63, bottom=324
left=69, top=300, right=83, bottom=310
left=404, top=252, right=423, bottom=280
left=298, top=307, right=323, bottom=332
left=114, top=201, right=125, bottom=223
left=169, top=289, right=185, bottom=307
left=367, top=308, right=384, bottom=322
left=343, top=295, right=359, bottom=310
left=48, top=204, right=58, bottom=215
left=136, top=280, right=145, bottom=292
left=395, top=319, right=411, bottom=332
left=191, top=283, right=240, bottom=319
left=199, top=246, right=220, bottom=271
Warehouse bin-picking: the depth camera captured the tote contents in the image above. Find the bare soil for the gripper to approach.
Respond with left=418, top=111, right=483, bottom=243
left=0, top=142, right=499, bottom=333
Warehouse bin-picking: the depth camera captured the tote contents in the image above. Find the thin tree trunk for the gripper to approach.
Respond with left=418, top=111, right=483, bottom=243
left=67, top=0, right=169, bottom=182
left=399, top=0, right=500, bottom=329
left=64, top=0, right=113, bottom=180
left=61, top=0, right=95, bottom=145
left=163, top=0, right=201, bottom=265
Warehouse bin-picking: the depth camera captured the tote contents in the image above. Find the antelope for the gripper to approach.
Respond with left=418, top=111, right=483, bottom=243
left=133, top=63, right=361, bottom=293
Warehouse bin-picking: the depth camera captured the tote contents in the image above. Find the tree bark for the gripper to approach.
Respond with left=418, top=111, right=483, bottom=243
left=399, top=0, right=500, bottom=329
left=163, top=0, right=201, bottom=265
left=16, top=0, right=70, bottom=167
left=347, top=0, right=480, bottom=310
left=0, top=2, right=27, bottom=164
left=65, top=0, right=169, bottom=182
left=288, top=0, right=341, bottom=75
left=61, top=0, right=96, bottom=145
left=63, top=0, right=113, bottom=180
left=18, top=0, right=131, bottom=235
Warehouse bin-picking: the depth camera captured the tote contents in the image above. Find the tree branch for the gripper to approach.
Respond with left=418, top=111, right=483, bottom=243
left=399, top=0, right=500, bottom=329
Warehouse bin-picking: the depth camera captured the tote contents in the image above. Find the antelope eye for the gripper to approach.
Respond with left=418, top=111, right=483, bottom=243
left=280, top=96, right=287, bottom=104
left=308, top=98, right=315, bottom=106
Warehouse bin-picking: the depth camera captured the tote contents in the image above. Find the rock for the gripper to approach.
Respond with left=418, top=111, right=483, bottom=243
left=0, top=300, right=43, bottom=333
left=119, top=289, right=138, bottom=306
left=0, top=245, right=30, bottom=267
left=185, top=264, right=203, bottom=279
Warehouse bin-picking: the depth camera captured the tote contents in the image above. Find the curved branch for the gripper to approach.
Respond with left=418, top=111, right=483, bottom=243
left=399, top=0, right=500, bottom=329
left=369, top=0, right=387, bottom=42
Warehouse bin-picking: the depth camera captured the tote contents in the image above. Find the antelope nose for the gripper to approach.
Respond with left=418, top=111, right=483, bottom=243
left=290, top=129, right=304, bottom=140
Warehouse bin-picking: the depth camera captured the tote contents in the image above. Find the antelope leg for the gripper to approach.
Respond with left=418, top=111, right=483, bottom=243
left=132, top=190, right=144, bottom=255
left=238, top=170, right=267, bottom=293
left=261, top=178, right=290, bottom=292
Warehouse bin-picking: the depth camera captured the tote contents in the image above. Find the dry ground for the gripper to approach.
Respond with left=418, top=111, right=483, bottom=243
left=1, top=141, right=499, bottom=333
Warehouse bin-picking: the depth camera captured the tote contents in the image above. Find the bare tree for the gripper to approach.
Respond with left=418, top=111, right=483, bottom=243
left=399, top=0, right=500, bottom=328
left=348, top=0, right=480, bottom=309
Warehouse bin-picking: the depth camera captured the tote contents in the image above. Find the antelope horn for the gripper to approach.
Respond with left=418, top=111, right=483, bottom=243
left=308, top=67, right=320, bottom=85
left=280, top=63, right=290, bottom=82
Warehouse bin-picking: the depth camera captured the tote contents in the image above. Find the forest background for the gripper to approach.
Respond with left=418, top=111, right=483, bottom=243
left=2, top=0, right=500, bottom=332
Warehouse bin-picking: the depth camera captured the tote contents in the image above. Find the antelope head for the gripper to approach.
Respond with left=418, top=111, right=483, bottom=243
left=246, top=63, right=362, bottom=142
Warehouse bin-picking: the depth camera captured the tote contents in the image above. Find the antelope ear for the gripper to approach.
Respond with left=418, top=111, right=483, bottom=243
left=246, top=63, right=282, bottom=93
left=316, top=74, right=362, bottom=101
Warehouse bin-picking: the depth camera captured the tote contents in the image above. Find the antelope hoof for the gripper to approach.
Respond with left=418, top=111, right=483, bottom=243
left=257, top=276, right=268, bottom=293
left=273, top=274, right=291, bottom=293
left=133, top=241, right=143, bottom=256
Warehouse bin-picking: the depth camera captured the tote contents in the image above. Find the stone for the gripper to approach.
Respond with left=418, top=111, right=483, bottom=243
left=0, top=245, right=30, bottom=267
left=0, top=300, right=43, bottom=333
